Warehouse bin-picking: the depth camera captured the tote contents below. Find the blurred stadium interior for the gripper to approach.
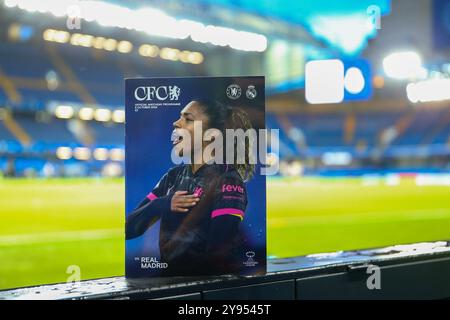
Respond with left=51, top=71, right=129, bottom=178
left=0, top=0, right=450, bottom=289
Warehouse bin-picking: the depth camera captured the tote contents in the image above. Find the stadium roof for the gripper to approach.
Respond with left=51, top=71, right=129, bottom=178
left=188, top=0, right=391, bottom=55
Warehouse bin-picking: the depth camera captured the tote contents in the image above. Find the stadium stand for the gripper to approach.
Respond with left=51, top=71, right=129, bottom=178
left=15, top=114, right=75, bottom=144
left=393, top=109, right=447, bottom=145
left=0, top=116, right=15, bottom=141
left=0, top=37, right=449, bottom=177
left=354, top=111, right=404, bottom=146
left=289, top=113, right=346, bottom=147
left=90, top=122, right=124, bottom=146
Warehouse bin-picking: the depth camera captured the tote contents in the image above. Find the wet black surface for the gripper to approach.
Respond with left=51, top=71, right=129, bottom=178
left=1, top=241, right=449, bottom=300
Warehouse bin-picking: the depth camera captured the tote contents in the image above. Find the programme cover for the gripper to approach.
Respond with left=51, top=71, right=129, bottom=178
left=125, top=76, right=266, bottom=277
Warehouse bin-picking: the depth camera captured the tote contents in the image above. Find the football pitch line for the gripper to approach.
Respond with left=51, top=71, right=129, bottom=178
left=0, top=229, right=123, bottom=246
left=269, top=208, right=450, bottom=228
left=2, top=208, right=448, bottom=245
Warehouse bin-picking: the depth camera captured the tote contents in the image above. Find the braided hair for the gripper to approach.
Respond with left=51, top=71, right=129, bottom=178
left=194, top=99, right=255, bottom=182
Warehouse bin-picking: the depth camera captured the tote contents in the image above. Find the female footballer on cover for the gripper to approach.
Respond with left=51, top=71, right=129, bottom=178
left=126, top=99, right=254, bottom=276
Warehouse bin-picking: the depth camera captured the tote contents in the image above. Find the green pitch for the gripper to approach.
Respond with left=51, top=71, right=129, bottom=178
left=0, top=176, right=449, bottom=290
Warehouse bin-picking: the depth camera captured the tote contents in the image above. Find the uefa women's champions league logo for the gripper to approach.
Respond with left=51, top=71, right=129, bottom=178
left=243, top=251, right=258, bottom=267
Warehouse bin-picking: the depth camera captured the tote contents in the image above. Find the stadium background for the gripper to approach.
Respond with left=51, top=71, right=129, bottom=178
left=0, top=0, right=449, bottom=290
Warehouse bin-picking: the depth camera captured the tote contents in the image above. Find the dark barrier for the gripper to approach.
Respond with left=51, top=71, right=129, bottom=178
left=1, top=241, right=449, bottom=300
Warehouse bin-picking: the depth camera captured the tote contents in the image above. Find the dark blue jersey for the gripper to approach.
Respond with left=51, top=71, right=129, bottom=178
left=126, top=164, right=248, bottom=276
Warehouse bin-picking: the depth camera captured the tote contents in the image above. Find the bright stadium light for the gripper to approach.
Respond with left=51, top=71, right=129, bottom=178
left=43, top=29, right=70, bottom=43
left=4, top=0, right=18, bottom=8
left=103, top=38, right=117, bottom=51
left=188, top=52, right=203, bottom=64
left=117, top=40, right=133, bottom=53
left=308, top=14, right=377, bottom=55
left=93, top=148, right=109, bottom=161
left=94, top=108, right=111, bottom=122
left=42, top=27, right=203, bottom=64
left=139, top=45, right=203, bottom=64
left=139, top=44, right=159, bottom=57
left=160, top=48, right=180, bottom=61
left=56, top=146, right=72, bottom=160
left=73, top=147, right=91, bottom=160
left=112, top=110, right=125, bottom=123
left=110, top=148, right=125, bottom=162
left=44, top=29, right=134, bottom=55
left=179, top=50, right=191, bottom=63
left=102, top=162, right=123, bottom=177
left=78, top=107, right=94, bottom=120
left=15, top=0, right=68, bottom=17
left=54, top=105, right=74, bottom=119
left=178, top=51, right=204, bottom=64
left=383, top=51, right=427, bottom=80
left=406, top=78, right=450, bottom=103
left=93, top=36, right=106, bottom=49
left=5, top=0, right=267, bottom=52
left=70, top=33, right=94, bottom=47
left=406, top=83, right=419, bottom=103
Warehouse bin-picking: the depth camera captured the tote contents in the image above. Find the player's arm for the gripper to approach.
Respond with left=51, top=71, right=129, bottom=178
left=126, top=172, right=171, bottom=240
left=125, top=194, right=171, bottom=240
left=126, top=172, right=200, bottom=239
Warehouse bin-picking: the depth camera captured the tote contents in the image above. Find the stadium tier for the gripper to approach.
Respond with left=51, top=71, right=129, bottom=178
left=354, top=111, right=404, bottom=145
left=0, top=41, right=449, bottom=177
